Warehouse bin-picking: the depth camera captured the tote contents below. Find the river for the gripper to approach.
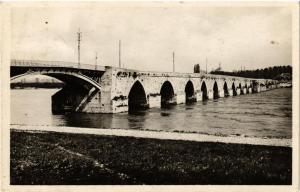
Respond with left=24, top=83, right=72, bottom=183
left=11, top=88, right=292, bottom=139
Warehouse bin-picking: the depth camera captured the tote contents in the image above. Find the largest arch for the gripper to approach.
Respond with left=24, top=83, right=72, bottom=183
left=11, top=64, right=105, bottom=113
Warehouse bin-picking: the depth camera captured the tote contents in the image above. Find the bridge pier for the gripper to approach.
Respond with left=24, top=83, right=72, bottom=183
left=198, top=92, right=203, bottom=101
left=255, top=87, right=260, bottom=93
left=176, top=92, right=186, bottom=104
left=186, top=94, right=197, bottom=103
left=208, top=91, right=214, bottom=99
left=248, top=87, right=252, bottom=94
left=219, top=90, right=225, bottom=98
left=195, top=91, right=202, bottom=101
left=111, top=97, right=128, bottom=113
left=148, top=95, right=161, bottom=108
left=260, top=86, right=267, bottom=92
left=228, top=89, right=233, bottom=96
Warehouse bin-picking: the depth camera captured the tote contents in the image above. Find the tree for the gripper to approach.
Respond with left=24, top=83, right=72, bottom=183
left=209, top=65, right=292, bottom=79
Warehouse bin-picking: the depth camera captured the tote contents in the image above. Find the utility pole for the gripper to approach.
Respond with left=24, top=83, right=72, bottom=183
left=95, top=52, right=98, bottom=70
left=119, top=40, right=121, bottom=68
left=172, top=51, right=175, bottom=72
left=206, top=57, right=208, bottom=74
left=77, top=28, right=82, bottom=69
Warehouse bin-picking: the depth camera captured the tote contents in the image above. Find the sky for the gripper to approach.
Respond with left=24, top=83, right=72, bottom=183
left=11, top=3, right=292, bottom=73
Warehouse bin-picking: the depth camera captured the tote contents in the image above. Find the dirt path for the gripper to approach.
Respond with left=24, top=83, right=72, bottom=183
left=11, top=124, right=291, bottom=147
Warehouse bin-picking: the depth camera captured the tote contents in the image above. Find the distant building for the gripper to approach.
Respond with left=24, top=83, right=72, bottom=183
left=193, top=64, right=206, bottom=74
left=194, top=64, right=200, bottom=73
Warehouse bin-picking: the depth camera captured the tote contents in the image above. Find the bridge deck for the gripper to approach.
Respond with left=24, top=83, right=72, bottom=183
left=11, top=59, right=106, bottom=71
left=11, top=59, right=273, bottom=82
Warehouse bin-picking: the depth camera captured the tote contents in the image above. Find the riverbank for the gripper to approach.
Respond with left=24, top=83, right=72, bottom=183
left=11, top=125, right=292, bottom=147
left=11, top=129, right=292, bottom=185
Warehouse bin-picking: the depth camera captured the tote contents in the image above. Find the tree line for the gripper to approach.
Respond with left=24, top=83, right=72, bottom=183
left=209, top=65, right=292, bottom=80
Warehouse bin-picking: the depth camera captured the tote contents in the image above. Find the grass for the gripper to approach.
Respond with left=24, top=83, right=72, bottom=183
left=10, top=130, right=292, bottom=185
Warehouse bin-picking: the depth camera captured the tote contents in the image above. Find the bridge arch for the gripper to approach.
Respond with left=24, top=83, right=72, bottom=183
left=213, top=81, right=219, bottom=99
left=223, top=81, right=229, bottom=97
left=245, top=84, right=249, bottom=94
left=200, top=81, right=208, bottom=101
left=249, top=82, right=254, bottom=93
left=128, top=80, right=148, bottom=111
left=185, top=80, right=196, bottom=103
left=239, top=83, right=244, bottom=95
left=266, top=81, right=273, bottom=89
left=160, top=81, right=176, bottom=107
left=232, top=82, right=237, bottom=96
left=11, top=71, right=104, bottom=114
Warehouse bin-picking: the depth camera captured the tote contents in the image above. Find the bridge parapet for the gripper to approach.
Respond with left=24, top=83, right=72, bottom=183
left=107, top=66, right=268, bottom=83
left=11, top=59, right=106, bottom=71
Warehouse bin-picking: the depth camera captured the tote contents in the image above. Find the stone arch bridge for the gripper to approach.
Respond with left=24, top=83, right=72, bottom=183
left=10, top=60, right=279, bottom=113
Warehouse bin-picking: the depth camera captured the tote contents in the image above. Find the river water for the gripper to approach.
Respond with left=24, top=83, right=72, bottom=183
left=11, top=88, right=292, bottom=139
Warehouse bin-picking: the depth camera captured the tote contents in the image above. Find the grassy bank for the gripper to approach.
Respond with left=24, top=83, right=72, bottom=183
left=10, top=130, right=292, bottom=185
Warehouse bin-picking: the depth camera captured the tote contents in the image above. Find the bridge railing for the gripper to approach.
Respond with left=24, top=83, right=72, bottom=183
left=11, top=59, right=104, bottom=71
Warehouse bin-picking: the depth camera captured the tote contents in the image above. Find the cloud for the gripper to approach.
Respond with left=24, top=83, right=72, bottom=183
left=11, top=5, right=292, bottom=72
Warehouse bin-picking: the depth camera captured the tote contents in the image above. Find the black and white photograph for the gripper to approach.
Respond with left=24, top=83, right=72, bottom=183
left=1, top=1, right=299, bottom=191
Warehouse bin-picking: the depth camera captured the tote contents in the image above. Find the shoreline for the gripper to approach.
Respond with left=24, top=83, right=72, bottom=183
left=10, top=129, right=292, bottom=185
left=11, top=124, right=292, bottom=147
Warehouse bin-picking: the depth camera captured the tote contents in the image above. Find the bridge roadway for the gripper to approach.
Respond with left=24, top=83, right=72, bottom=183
left=10, top=59, right=279, bottom=113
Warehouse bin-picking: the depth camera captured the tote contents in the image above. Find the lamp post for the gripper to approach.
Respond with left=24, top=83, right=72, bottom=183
left=172, top=51, right=175, bottom=72
left=95, top=52, right=98, bottom=70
